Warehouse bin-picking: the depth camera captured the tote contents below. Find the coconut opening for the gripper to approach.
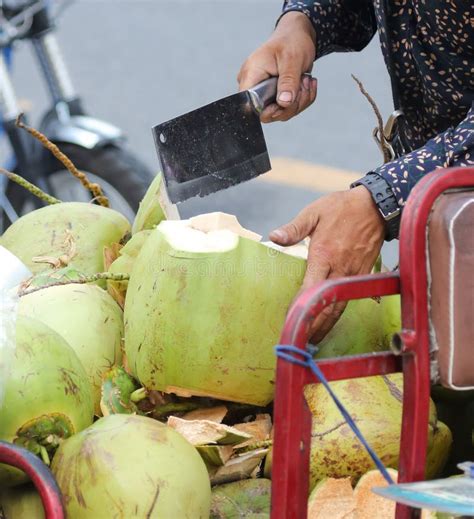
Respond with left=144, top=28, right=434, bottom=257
left=158, top=220, right=240, bottom=253
left=159, top=213, right=309, bottom=259
left=189, top=212, right=261, bottom=242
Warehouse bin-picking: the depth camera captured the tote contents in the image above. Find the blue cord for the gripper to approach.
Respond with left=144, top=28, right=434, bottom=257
left=275, top=344, right=396, bottom=485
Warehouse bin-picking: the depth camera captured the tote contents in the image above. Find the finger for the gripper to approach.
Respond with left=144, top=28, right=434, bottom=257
left=310, top=300, right=347, bottom=343
left=238, top=65, right=271, bottom=92
left=294, top=76, right=312, bottom=115
left=269, top=205, right=318, bottom=246
left=310, top=77, right=318, bottom=104
left=275, top=51, right=306, bottom=108
left=301, top=250, right=331, bottom=291
left=295, top=76, right=317, bottom=115
left=260, top=103, right=282, bottom=123
left=276, top=75, right=316, bottom=121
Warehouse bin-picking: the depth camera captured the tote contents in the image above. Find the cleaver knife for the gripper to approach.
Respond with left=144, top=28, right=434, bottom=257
left=152, top=77, right=278, bottom=204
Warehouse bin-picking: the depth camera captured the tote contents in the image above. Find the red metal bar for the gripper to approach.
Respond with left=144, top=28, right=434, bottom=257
left=395, top=167, right=474, bottom=519
left=272, top=272, right=400, bottom=519
left=0, top=441, right=64, bottom=519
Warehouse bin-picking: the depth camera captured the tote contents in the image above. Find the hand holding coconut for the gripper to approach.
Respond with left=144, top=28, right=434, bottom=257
left=270, top=186, right=385, bottom=341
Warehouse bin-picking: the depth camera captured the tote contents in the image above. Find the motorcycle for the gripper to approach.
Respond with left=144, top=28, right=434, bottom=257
left=0, top=0, right=155, bottom=230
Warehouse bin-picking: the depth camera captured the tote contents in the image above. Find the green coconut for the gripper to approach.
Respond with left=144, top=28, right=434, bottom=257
left=264, top=407, right=447, bottom=484
left=51, top=414, right=211, bottom=518
left=107, top=229, right=152, bottom=306
left=304, top=374, right=449, bottom=490
left=0, top=202, right=130, bottom=276
left=315, top=294, right=401, bottom=359
left=0, top=483, right=45, bottom=519
left=425, top=421, right=453, bottom=478
left=132, top=173, right=179, bottom=234
left=124, top=216, right=306, bottom=405
left=210, top=479, right=271, bottom=518
left=0, top=316, right=94, bottom=486
left=19, top=284, right=123, bottom=415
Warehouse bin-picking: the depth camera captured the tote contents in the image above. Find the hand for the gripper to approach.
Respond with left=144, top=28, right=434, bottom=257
left=238, top=12, right=318, bottom=123
left=270, top=186, right=385, bottom=341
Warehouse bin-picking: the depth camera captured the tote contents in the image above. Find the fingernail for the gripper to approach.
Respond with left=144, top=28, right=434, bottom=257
left=311, top=78, right=318, bottom=89
left=303, top=76, right=310, bottom=90
left=270, top=229, right=288, bottom=243
left=278, top=91, right=293, bottom=103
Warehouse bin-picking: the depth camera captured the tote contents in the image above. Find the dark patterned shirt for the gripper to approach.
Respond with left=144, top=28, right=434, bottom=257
left=281, top=0, right=474, bottom=207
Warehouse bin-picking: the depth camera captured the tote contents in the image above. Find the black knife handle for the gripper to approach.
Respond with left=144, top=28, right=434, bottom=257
left=248, top=77, right=278, bottom=113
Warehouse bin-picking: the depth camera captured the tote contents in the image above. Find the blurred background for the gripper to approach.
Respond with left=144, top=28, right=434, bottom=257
left=7, top=0, right=398, bottom=265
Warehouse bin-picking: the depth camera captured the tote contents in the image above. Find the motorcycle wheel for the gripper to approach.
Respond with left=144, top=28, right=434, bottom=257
left=4, top=143, right=155, bottom=226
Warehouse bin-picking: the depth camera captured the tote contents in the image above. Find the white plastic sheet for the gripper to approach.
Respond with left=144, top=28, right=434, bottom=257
left=0, top=288, right=18, bottom=409
left=0, top=245, right=31, bottom=408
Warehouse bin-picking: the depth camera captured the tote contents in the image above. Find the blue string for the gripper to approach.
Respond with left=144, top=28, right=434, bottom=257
left=275, top=344, right=395, bottom=485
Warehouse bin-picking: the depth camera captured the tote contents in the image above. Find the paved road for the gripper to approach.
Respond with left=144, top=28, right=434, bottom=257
left=10, top=0, right=398, bottom=265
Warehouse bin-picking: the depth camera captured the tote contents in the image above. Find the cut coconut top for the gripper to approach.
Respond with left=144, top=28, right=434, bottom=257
left=158, top=213, right=308, bottom=259
left=189, top=213, right=261, bottom=241
left=158, top=220, right=240, bottom=253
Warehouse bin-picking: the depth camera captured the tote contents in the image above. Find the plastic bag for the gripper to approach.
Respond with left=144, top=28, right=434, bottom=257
left=0, top=245, right=31, bottom=408
left=0, top=288, right=18, bottom=409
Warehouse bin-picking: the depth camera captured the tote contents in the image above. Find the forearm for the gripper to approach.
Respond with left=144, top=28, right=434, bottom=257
left=376, top=106, right=474, bottom=206
left=278, top=0, right=376, bottom=58
left=356, top=104, right=474, bottom=239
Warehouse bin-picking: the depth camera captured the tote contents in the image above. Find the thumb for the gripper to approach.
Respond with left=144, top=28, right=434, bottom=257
left=276, top=53, right=304, bottom=107
left=269, top=208, right=317, bottom=246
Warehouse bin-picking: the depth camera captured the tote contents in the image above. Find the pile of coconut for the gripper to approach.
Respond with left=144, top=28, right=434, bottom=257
left=0, top=131, right=454, bottom=518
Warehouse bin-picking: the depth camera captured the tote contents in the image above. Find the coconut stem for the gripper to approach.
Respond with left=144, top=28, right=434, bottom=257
left=16, top=114, right=110, bottom=207
left=351, top=75, right=391, bottom=164
left=19, top=272, right=130, bottom=296
left=130, top=387, right=147, bottom=403
left=0, top=168, right=61, bottom=204
left=153, top=402, right=200, bottom=420
left=39, top=445, right=51, bottom=466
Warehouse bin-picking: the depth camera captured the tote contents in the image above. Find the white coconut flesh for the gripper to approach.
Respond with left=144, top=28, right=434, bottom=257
left=159, top=212, right=308, bottom=259
left=158, top=220, right=239, bottom=253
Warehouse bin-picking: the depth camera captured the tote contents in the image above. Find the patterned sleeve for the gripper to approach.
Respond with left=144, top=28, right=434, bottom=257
left=279, top=0, right=376, bottom=58
left=372, top=104, right=474, bottom=207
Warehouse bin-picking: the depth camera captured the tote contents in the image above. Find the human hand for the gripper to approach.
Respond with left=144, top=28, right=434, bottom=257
left=237, top=12, right=317, bottom=123
left=270, top=187, right=385, bottom=341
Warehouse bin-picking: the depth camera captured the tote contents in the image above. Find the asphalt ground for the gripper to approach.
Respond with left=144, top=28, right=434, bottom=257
left=6, top=0, right=399, bottom=266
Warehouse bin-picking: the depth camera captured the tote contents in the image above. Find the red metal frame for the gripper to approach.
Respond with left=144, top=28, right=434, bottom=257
left=271, top=167, right=474, bottom=519
left=0, top=441, right=64, bottom=518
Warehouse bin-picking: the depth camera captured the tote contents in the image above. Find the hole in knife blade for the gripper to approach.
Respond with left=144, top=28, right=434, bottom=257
left=159, top=132, right=167, bottom=144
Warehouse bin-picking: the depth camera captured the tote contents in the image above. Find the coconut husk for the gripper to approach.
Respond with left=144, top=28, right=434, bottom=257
left=182, top=405, right=228, bottom=423
left=354, top=469, right=398, bottom=519
left=196, top=445, right=234, bottom=467
left=103, top=242, right=122, bottom=271
left=355, top=469, right=441, bottom=519
left=210, top=479, right=271, bottom=518
left=209, top=448, right=268, bottom=485
left=167, top=416, right=251, bottom=446
left=233, top=414, right=272, bottom=449
left=307, top=477, right=356, bottom=519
